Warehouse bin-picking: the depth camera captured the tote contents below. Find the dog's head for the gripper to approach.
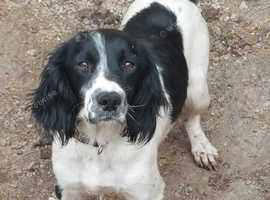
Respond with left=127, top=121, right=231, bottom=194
left=32, top=30, right=167, bottom=144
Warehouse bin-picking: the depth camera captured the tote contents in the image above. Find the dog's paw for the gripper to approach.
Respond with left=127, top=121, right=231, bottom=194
left=192, top=141, right=219, bottom=171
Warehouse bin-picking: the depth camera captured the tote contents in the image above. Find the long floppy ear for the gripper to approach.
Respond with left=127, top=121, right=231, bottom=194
left=125, top=58, right=168, bottom=144
left=31, top=44, right=78, bottom=144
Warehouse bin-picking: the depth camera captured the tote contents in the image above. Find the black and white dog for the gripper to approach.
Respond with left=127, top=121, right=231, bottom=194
left=32, top=0, right=219, bottom=199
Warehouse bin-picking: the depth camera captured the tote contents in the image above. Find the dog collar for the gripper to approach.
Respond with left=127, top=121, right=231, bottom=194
left=73, top=129, right=104, bottom=155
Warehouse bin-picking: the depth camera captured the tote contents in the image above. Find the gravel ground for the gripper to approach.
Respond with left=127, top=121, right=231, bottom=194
left=0, top=0, right=269, bottom=199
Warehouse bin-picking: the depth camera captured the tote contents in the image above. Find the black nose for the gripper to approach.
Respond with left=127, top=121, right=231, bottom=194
left=97, top=92, right=122, bottom=111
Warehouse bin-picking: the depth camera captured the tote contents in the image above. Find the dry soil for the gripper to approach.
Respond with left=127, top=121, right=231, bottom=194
left=0, top=0, right=269, bottom=200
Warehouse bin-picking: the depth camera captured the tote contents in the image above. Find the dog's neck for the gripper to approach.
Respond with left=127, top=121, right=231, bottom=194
left=75, top=120, right=126, bottom=150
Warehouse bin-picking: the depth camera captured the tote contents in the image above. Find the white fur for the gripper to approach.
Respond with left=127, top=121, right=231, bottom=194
left=52, top=0, right=217, bottom=199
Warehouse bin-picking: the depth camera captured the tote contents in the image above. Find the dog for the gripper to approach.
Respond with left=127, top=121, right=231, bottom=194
left=31, top=0, right=219, bottom=199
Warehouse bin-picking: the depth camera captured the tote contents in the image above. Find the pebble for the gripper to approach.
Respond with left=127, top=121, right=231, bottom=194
left=5, top=138, right=11, bottom=146
left=16, top=150, right=23, bottom=155
left=239, top=1, right=248, bottom=10
left=186, top=186, right=193, bottom=193
left=11, top=144, right=23, bottom=150
left=4, top=120, right=10, bottom=128
left=27, top=124, right=33, bottom=128
left=223, top=162, right=231, bottom=169
left=8, top=183, right=18, bottom=188
left=26, top=161, right=40, bottom=172
left=246, top=180, right=252, bottom=185
left=0, top=139, right=7, bottom=146
left=26, top=49, right=38, bottom=57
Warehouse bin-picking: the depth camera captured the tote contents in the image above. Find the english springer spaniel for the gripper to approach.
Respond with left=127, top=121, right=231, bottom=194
left=32, top=0, right=219, bottom=199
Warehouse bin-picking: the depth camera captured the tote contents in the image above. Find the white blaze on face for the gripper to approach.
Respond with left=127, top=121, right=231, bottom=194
left=78, top=32, right=126, bottom=121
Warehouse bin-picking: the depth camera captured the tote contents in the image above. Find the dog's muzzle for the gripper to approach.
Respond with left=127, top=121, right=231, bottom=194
left=88, top=91, right=127, bottom=123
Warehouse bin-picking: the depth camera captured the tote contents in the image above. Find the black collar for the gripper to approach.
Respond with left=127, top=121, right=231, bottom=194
left=73, top=128, right=104, bottom=155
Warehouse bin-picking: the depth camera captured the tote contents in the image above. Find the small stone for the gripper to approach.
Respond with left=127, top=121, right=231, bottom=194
left=5, top=138, right=11, bottom=146
left=104, top=15, right=120, bottom=25
left=246, top=180, right=252, bottom=185
left=223, top=162, right=231, bottom=169
left=218, top=96, right=225, bottom=104
left=27, top=49, right=38, bottom=57
left=239, top=1, right=248, bottom=10
left=186, top=186, right=193, bottom=193
left=16, top=150, right=23, bottom=155
left=40, top=163, right=45, bottom=169
left=12, top=144, right=23, bottom=150
left=26, top=161, right=40, bottom=172
left=30, top=26, right=40, bottom=33
left=4, top=120, right=10, bottom=128
left=27, top=124, right=33, bottom=128
left=0, top=139, right=7, bottom=146
left=8, top=183, right=17, bottom=188
left=82, top=17, right=90, bottom=25
left=21, top=141, right=28, bottom=146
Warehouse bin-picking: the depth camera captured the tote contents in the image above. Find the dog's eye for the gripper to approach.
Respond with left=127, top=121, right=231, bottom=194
left=122, top=62, right=135, bottom=70
left=79, top=61, right=89, bottom=69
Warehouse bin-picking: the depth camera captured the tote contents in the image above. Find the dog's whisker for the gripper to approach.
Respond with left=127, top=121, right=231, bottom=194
left=128, top=104, right=146, bottom=108
left=127, top=111, right=137, bottom=123
left=128, top=107, right=135, bottom=114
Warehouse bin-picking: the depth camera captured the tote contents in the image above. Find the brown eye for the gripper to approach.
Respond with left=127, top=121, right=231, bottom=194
left=122, top=62, right=135, bottom=70
left=79, top=61, right=89, bottom=69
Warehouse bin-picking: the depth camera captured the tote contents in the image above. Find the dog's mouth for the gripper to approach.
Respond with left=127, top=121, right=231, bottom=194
left=87, top=110, right=127, bottom=124
left=88, top=114, right=125, bottom=124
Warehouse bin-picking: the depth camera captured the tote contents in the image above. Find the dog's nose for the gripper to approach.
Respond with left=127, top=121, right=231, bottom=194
left=97, top=92, right=122, bottom=111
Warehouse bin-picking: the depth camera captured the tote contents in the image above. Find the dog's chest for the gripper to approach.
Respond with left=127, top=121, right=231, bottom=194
left=52, top=138, right=151, bottom=191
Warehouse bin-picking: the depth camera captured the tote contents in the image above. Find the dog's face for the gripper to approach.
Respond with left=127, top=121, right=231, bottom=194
left=65, top=31, right=154, bottom=124
left=32, top=29, right=166, bottom=143
left=66, top=31, right=146, bottom=124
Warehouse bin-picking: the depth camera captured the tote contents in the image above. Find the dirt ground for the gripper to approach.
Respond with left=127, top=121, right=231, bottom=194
left=0, top=0, right=269, bottom=199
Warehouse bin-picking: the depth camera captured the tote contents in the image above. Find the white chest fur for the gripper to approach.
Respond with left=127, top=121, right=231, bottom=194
left=52, top=108, right=171, bottom=199
left=53, top=138, right=147, bottom=191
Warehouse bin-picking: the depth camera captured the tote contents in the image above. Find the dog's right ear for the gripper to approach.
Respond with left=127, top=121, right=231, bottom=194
left=31, top=43, right=78, bottom=144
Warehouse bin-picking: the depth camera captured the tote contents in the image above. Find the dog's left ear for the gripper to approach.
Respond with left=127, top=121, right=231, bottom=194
left=125, top=55, right=168, bottom=144
left=31, top=43, right=78, bottom=144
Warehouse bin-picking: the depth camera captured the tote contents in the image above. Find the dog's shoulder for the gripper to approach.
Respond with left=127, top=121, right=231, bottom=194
left=121, top=0, right=200, bottom=28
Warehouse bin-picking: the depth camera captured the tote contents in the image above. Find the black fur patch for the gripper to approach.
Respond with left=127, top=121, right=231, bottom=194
left=189, top=0, right=198, bottom=4
left=31, top=32, right=98, bottom=144
left=124, top=3, right=188, bottom=122
left=55, top=185, right=63, bottom=199
left=31, top=44, right=78, bottom=144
